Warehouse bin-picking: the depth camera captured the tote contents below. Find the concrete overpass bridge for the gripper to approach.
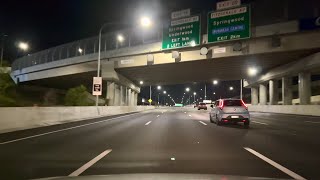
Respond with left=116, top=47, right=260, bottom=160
left=10, top=20, right=320, bottom=106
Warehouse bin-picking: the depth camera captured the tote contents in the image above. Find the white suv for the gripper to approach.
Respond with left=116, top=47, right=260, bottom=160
left=209, top=99, right=250, bottom=128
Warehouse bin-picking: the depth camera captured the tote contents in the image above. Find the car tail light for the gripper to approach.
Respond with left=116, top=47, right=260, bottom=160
left=241, top=99, right=248, bottom=110
left=223, top=120, right=228, bottom=122
left=219, top=100, right=224, bottom=110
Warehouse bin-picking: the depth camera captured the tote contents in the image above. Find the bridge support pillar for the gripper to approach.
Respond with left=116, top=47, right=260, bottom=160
left=298, top=72, right=311, bottom=105
left=269, top=80, right=279, bottom=105
left=134, top=92, right=138, bottom=106
left=120, top=86, right=125, bottom=106
left=127, top=88, right=132, bottom=106
left=106, top=82, right=115, bottom=106
left=114, top=83, right=121, bottom=106
left=251, top=86, right=259, bottom=105
left=282, top=77, right=292, bottom=105
left=259, top=83, right=267, bottom=105
left=130, top=90, right=135, bottom=106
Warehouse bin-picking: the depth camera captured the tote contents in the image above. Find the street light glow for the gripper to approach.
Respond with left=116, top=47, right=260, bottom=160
left=248, top=67, right=258, bottom=76
left=190, top=40, right=196, bottom=47
left=213, top=92, right=216, bottom=95
left=229, top=86, right=234, bottom=91
left=18, top=42, right=29, bottom=51
left=139, top=81, right=144, bottom=85
left=193, top=92, right=196, bottom=95
left=140, top=16, right=152, bottom=28
left=163, top=91, right=167, bottom=94
left=78, top=48, right=83, bottom=53
left=117, top=34, right=124, bottom=42
left=213, top=80, right=218, bottom=85
left=186, top=88, right=190, bottom=92
left=157, top=86, right=161, bottom=90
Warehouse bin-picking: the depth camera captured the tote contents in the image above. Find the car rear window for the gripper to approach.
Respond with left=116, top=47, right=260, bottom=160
left=223, top=100, right=242, bottom=106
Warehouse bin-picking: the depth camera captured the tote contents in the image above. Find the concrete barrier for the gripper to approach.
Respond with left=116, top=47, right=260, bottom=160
left=0, top=106, right=155, bottom=134
left=249, top=105, right=320, bottom=116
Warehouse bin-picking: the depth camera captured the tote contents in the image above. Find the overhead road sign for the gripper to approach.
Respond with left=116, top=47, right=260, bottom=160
left=208, top=5, right=251, bottom=43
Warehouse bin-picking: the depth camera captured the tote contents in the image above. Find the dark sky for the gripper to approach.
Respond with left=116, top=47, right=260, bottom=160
left=1, top=0, right=220, bottom=60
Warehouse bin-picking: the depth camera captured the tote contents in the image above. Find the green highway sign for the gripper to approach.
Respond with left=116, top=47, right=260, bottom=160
left=162, top=15, right=201, bottom=50
left=207, top=5, right=250, bottom=43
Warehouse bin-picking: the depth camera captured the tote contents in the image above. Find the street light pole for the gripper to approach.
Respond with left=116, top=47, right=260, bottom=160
left=240, top=79, right=243, bottom=99
left=96, top=23, right=111, bottom=106
left=149, top=85, right=152, bottom=105
left=204, top=83, right=207, bottom=100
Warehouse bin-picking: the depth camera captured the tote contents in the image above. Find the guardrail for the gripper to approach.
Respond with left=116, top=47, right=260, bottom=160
left=12, top=27, right=162, bottom=71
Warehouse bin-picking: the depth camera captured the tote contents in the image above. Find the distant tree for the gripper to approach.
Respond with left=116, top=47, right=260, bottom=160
left=64, top=85, right=89, bottom=106
left=0, top=73, right=16, bottom=106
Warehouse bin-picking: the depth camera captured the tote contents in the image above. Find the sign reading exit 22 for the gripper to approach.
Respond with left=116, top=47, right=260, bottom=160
left=207, top=5, right=250, bottom=43
left=162, top=15, right=201, bottom=50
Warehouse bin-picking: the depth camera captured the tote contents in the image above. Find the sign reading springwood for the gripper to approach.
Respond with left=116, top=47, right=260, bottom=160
left=162, top=15, right=201, bottom=50
left=208, top=5, right=251, bottom=43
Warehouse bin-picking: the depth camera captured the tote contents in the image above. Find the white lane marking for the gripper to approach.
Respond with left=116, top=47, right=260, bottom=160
left=156, top=115, right=160, bottom=118
left=199, top=121, right=207, bottom=126
left=171, top=157, right=175, bottom=161
left=188, top=115, right=192, bottom=117
left=145, top=121, right=152, bottom=125
left=244, top=147, right=306, bottom=180
left=69, top=149, right=112, bottom=176
left=0, top=113, right=137, bottom=145
left=305, top=121, right=320, bottom=124
left=251, top=121, right=268, bottom=125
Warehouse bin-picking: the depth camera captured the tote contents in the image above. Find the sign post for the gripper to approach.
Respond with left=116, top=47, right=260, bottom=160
left=92, top=77, right=102, bottom=96
left=162, top=15, right=201, bottom=50
left=207, top=5, right=250, bottom=43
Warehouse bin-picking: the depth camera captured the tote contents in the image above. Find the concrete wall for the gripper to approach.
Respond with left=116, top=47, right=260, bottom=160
left=0, top=106, right=155, bottom=134
left=249, top=105, right=320, bottom=116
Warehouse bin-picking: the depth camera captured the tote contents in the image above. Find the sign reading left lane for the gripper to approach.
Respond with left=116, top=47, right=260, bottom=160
left=162, top=15, right=201, bottom=50
left=92, top=77, right=102, bottom=96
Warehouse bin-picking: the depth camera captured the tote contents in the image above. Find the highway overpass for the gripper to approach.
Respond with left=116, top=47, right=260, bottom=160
left=10, top=20, right=320, bottom=106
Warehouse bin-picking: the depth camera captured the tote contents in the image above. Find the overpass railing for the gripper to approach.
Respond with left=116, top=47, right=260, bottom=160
left=12, top=27, right=162, bottom=71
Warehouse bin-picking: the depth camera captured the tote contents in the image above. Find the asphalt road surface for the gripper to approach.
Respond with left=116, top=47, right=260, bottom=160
left=0, top=107, right=320, bottom=180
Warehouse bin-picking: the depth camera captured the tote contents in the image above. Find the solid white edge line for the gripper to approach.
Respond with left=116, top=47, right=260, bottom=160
left=0, top=113, right=137, bottom=145
left=244, top=147, right=306, bottom=180
left=199, top=121, right=207, bottom=126
left=305, top=121, right=320, bottom=124
left=69, top=149, right=112, bottom=177
left=251, top=121, right=268, bottom=125
left=145, top=121, right=152, bottom=125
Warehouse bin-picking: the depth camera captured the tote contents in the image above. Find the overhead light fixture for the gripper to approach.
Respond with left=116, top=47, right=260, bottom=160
left=248, top=67, right=258, bottom=77
left=200, top=47, right=208, bottom=55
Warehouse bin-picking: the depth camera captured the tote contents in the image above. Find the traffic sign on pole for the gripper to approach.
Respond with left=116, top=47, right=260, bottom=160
left=207, top=5, right=250, bottom=43
left=92, top=77, right=102, bottom=96
left=148, top=99, right=153, bottom=103
left=162, top=15, right=201, bottom=50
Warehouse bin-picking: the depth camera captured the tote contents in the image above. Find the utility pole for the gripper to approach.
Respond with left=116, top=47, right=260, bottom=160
left=0, top=34, right=8, bottom=67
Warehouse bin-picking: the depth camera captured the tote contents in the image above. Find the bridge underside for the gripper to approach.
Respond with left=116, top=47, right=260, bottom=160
left=20, top=49, right=318, bottom=89
left=117, top=49, right=318, bottom=86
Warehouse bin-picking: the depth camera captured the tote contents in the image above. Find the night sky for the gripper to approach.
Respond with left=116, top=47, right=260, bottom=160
left=1, top=0, right=222, bottom=61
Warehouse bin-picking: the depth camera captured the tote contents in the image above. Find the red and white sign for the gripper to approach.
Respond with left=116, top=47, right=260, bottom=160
left=216, top=0, right=241, bottom=10
left=92, top=77, right=102, bottom=96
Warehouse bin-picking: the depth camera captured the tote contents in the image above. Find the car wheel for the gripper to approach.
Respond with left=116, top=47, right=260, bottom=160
left=198, top=109, right=200, bottom=110
left=244, top=121, right=250, bottom=129
left=209, top=115, right=213, bottom=123
left=205, top=108, right=207, bottom=110
left=216, top=115, right=221, bottom=126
